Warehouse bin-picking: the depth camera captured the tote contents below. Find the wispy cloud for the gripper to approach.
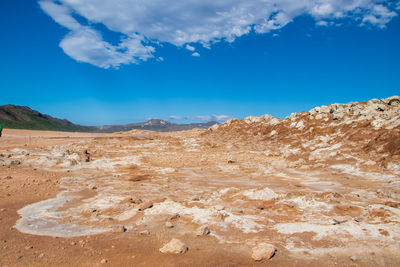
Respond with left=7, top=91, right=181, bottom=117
left=185, top=44, right=195, bottom=51
left=168, top=114, right=234, bottom=123
left=40, top=0, right=398, bottom=68
left=168, top=115, right=187, bottom=121
left=191, top=52, right=200, bottom=57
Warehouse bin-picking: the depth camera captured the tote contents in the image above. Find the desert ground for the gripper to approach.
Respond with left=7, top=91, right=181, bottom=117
left=1, top=97, right=400, bottom=266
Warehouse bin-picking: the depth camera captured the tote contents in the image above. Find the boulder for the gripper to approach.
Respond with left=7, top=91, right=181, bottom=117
left=195, top=225, right=210, bottom=236
left=251, top=243, right=276, bottom=261
left=159, top=238, right=188, bottom=254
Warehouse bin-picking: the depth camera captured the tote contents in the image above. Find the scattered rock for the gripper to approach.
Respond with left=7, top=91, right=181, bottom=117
left=123, top=197, right=142, bottom=204
left=100, top=258, right=108, bottom=264
left=112, top=225, right=127, bottom=232
left=195, top=225, right=210, bottom=236
left=251, top=243, right=276, bottom=261
left=79, top=240, right=86, bottom=247
left=350, top=256, right=357, bottom=261
left=84, top=150, right=91, bottom=162
left=354, top=217, right=362, bottom=223
left=169, top=213, right=180, bottom=220
left=230, top=207, right=243, bottom=213
left=332, top=218, right=348, bottom=225
left=139, top=230, right=150, bottom=236
left=136, top=201, right=153, bottom=211
left=88, top=183, right=97, bottom=190
left=5, top=176, right=12, bottom=180
left=165, top=221, right=174, bottom=228
left=159, top=238, right=188, bottom=254
left=227, top=155, right=237, bottom=163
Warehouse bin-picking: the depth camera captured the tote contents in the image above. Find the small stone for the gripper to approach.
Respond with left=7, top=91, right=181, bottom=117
left=350, top=256, right=357, bottom=261
left=100, top=259, right=108, bottom=264
left=159, top=238, right=188, bottom=254
left=165, top=221, right=174, bottom=228
left=38, top=253, right=45, bottom=258
left=25, top=245, right=33, bottom=250
left=170, top=213, right=180, bottom=220
left=227, top=155, right=237, bottom=163
left=88, top=184, right=97, bottom=190
left=5, top=176, right=12, bottom=180
left=79, top=240, right=86, bottom=247
left=136, top=201, right=153, bottom=211
left=251, top=243, right=276, bottom=261
left=139, top=230, right=150, bottom=236
left=123, top=197, right=142, bottom=204
left=195, top=225, right=210, bottom=236
left=112, top=225, right=127, bottom=232
left=354, top=217, right=362, bottom=223
left=70, top=242, right=77, bottom=246
left=230, top=207, right=243, bottom=213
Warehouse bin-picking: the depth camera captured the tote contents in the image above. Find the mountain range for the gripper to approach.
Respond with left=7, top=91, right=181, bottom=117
left=0, top=105, right=217, bottom=132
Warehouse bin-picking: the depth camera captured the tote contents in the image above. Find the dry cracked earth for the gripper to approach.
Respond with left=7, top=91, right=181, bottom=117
left=0, top=96, right=400, bottom=266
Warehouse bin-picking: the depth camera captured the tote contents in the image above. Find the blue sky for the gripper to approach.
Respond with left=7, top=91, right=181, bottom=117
left=0, top=0, right=399, bottom=126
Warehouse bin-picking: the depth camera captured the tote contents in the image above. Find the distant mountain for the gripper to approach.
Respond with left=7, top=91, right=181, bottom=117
left=0, top=105, right=217, bottom=132
left=97, top=119, right=217, bottom=132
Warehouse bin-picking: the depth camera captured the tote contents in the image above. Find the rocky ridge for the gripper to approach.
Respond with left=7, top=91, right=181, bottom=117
left=206, top=96, right=400, bottom=173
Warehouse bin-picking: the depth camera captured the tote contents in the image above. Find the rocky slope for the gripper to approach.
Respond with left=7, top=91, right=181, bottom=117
left=0, top=105, right=94, bottom=132
left=205, top=96, right=400, bottom=173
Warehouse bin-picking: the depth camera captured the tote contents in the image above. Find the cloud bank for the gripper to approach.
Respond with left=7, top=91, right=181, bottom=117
left=39, top=0, right=398, bottom=68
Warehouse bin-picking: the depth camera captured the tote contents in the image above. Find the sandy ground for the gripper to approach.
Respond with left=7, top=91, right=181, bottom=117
left=0, top=128, right=399, bottom=266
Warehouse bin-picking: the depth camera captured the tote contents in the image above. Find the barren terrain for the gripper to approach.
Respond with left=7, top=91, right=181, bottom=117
left=1, top=96, right=399, bottom=266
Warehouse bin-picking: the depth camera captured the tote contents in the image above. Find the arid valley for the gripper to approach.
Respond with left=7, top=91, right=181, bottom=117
left=0, top=96, right=399, bottom=266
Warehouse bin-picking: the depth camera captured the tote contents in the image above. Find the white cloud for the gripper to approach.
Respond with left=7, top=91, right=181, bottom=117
left=192, top=115, right=234, bottom=122
left=168, top=115, right=234, bottom=122
left=39, top=0, right=398, bottom=68
left=185, top=44, right=195, bottom=51
left=361, top=4, right=397, bottom=28
left=191, top=52, right=200, bottom=57
left=316, top=20, right=329, bottom=27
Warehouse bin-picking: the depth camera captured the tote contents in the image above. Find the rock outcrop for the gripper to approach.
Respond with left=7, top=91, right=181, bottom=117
left=205, top=96, right=400, bottom=173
